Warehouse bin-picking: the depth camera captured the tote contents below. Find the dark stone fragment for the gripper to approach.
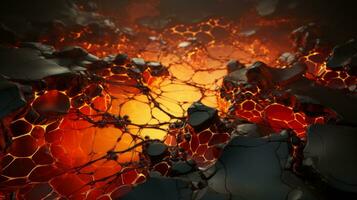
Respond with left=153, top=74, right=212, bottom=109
left=121, top=177, right=192, bottom=200
left=256, top=0, right=279, bottom=16
left=226, top=59, right=244, bottom=73
left=171, top=161, right=193, bottom=175
left=146, top=141, right=168, bottom=161
left=245, top=61, right=273, bottom=89
left=106, top=150, right=118, bottom=161
left=19, top=42, right=55, bottom=54
left=195, top=188, right=230, bottom=200
left=327, top=39, right=357, bottom=69
left=208, top=134, right=318, bottom=200
left=287, top=77, right=357, bottom=125
left=290, top=23, right=319, bottom=53
left=294, top=96, right=330, bottom=118
left=223, top=60, right=306, bottom=95
left=0, top=77, right=26, bottom=119
left=304, top=124, right=357, bottom=193
left=147, top=62, right=169, bottom=76
left=53, top=46, right=88, bottom=59
left=187, top=102, right=218, bottom=133
left=86, top=60, right=110, bottom=70
left=113, top=54, right=129, bottom=65
left=269, top=62, right=307, bottom=86
left=131, top=58, right=147, bottom=72
left=0, top=46, right=72, bottom=81
left=236, top=123, right=264, bottom=137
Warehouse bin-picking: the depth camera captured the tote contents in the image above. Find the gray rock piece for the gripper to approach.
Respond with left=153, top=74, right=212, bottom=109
left=326, top=39, right=357, bottom=75
left=224, top=61, right=306, bottom=89
left=172, top=161, right=194, bottom=175
left=226, top=60, right=244, bottom=73
left=327, top=39, right=357, bottom=69
left=146, top=141, right=168, bottom=157
left=257, top=0, right=279, bottom=16
left=0, top=46, right=72, bottom=80
left=287, top=77, right=357, bottom=125
left=208, top=135, right=317, bottom=200
left=235, top=123, right=263, bottom=137
left=121, top=177, right=192, bottom=200
left=113, top=53, right=129, bottom=65
left=195, top=188, right=231, bottom=200
left=304, top=124, right=357, bottom=193
left=131, top=58, right=147, bottom=72
left=0, top=77, right=26, bottom=118
left=19, top=42, right=55, bottom=55
left=53, top=46, right=88, bottom=59
left=187, top=102, right=218, bottom=132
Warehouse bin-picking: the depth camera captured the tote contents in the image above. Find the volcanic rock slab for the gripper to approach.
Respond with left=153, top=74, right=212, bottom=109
left=207, top=134, right=318, bottom=200
left=327, top=39, right=357, bottom=75
left=287, top=77, right=357, bottom=125
left=304, top=124, right=357, bottom=193
left=0, top=46, right=72, bottom=80
left=0, top=77, right=26, bottom=118
left=121, top=177, right=192, bottom=200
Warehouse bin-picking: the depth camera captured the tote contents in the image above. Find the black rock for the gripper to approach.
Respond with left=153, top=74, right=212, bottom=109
left=54, top=46, right=88, bottom=59
left=294, top=95, right=331, bottom=118
left=224, top=60, right=307, bottom=91
left=171, top=161, right=194, bottom=175
left=187, top=102, right=219, bottom=133
left=113, top=53, right=129, bottom=65
left=146, top=141, right=168, bottom=158
left=0, top=46, right=72, bottom=80
left=304, top=124, right=357, bottom=193
left=236, top=123, right=263, bottom=137
left=269, top=62, right=307, bottom=86
left=287, top=77, right=357, bottom=125
left=326, top=39, right=357, bottom=71
left=245, top=61, right=273, bottom=89
left=86, top=60, right=110, bottom=70
left=0, top=77, right=26, bottom=118
left=131, top=58, right=147, bottom=71
left=226, top=59, right=244, bottom=73
left=19, top=42, right=55, bottom=54
left=290, top=23, right=319, bottom=53
left=147, top=62, right=169, bottom=76
left=208, top=134, right=318, bottom=200
left=256, top=0, right=279, bottom=16
left=121, top=177, right=192, bottom=200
